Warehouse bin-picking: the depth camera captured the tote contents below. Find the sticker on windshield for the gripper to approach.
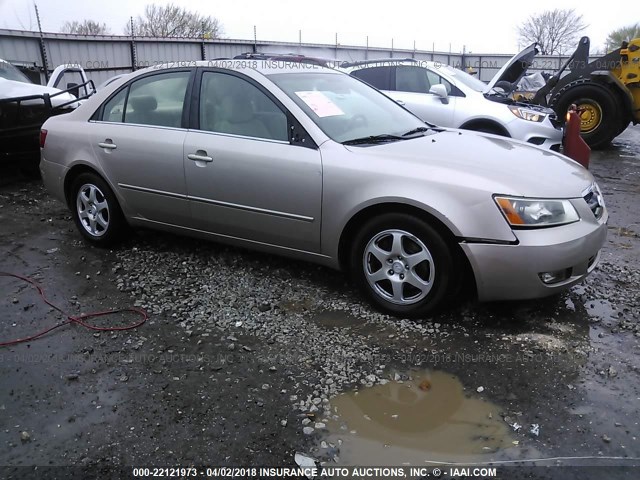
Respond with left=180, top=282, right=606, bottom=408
left=295, top=91, right=344, bottom=117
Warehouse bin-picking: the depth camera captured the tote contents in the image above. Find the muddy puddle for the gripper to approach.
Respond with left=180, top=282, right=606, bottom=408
left=322, top=370, right=515, bottom=465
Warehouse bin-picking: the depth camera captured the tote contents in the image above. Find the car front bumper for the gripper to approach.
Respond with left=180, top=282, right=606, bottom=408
left=460, top=207, right=607, bottom=302
left=508, top=118, right=563, bottom=151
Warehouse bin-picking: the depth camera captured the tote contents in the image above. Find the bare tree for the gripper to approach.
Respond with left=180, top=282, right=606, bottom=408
left=606, top=23, right=640, bottom=51
left=62, top=20, right=110, bottom=35
left=125, top=4, right=223, bottom=38
left=518, top=9, right=587, bottom=55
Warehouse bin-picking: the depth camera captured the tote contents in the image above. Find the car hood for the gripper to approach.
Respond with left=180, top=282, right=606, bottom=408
left=486, top=43, right=538, bottom=91
left=0, top=78, right=77, bottom=107
left=345, top=129, right=593, bottom=198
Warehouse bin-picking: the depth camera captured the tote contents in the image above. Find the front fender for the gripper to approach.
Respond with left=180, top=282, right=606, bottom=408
left=319, top=142, right=517, bottom=260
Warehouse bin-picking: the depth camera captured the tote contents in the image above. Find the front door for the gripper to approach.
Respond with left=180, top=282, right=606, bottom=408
left=183, top=70, right=322, bottom=253
left=390, top=66, right=456, bottom=126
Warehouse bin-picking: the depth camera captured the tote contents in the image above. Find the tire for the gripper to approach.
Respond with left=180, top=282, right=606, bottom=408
left=70, top=172, right=127, bottom=246
left=552, top=83, right=618, bottom=149
left=349, top=213, right=457, bottom=318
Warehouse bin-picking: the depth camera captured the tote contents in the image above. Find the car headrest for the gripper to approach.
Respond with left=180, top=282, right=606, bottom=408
left=128, top=95, right=157, bottom=112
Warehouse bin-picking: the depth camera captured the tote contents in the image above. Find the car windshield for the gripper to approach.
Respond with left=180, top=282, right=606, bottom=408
left=439, top=65, right=489, bottom=92
left=268, top=71, right=430, bottom=143
left=0, top=60, right=32, bottom=83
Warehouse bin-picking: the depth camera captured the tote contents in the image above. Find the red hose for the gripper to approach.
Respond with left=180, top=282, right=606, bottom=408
left=0, top=271, right=148, bottom=347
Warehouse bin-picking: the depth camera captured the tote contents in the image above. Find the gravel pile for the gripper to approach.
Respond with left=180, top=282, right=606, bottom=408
left=112, top=232, right=640, bottom=439
left=576, top=259, right=640, bottom=331
left=113, top=238, right=454, bottom=433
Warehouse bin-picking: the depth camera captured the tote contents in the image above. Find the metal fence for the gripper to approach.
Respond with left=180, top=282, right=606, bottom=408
left=0, top=28, right=595, bottom=85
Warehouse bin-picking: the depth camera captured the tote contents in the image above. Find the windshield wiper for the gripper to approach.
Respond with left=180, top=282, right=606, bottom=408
left=401, top=126, right=432, bottom=137
left=342, top=134, right=406, bottom=145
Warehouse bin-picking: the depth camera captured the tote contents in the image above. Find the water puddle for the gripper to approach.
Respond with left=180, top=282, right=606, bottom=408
left=322, top=370, right=514, bottom=465
left=585, top=299, right=616, bottom=321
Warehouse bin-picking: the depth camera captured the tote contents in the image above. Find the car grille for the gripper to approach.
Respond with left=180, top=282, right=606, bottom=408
left=583, top=185, right=604, bottom=220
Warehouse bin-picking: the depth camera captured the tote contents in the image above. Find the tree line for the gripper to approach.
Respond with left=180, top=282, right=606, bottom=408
left=62, top=3, right=223, bottom=39
left=517, top=8, right=638, bottom=55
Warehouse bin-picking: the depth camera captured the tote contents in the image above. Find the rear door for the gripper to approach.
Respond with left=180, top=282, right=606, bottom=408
left=183, top=69, right=322, bottom=252
left=89, top=69, right=193, bottom=226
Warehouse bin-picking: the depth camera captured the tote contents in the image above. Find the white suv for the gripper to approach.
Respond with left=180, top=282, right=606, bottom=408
left=340, top=54, right=563, bottom=151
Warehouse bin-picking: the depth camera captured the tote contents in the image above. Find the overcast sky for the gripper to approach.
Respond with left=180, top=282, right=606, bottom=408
left=0, top=0, right=635, bottom=54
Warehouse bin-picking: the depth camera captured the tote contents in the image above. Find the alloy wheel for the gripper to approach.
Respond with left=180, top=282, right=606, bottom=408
left=76, top=183, right=110, bottom=237
left=362, top=229, right=435, bottom=305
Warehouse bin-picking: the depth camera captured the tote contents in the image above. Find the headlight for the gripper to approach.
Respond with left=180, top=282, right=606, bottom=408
left=508, top=106, right=547, bottom=122
left=495, top=196, right=580, bottom=228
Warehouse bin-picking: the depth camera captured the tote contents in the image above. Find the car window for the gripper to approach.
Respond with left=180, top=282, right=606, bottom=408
left=396, top=66, right=431, bottom=93
left=351, top=67, right=391, bottom=90
left=199, top=72, right=288, bottom=141
left=440, top=65, right=488, bottom=92
left=101, top=88, right=127, bottom=123
left=123, top=71, right=189, bottom=128
left=426, top=71, right=453, bottom=95
left=269, top=72, right=429, bottom=143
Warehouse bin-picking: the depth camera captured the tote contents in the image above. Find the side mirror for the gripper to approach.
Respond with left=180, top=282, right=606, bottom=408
left=429, top=84, right=449, bottom=104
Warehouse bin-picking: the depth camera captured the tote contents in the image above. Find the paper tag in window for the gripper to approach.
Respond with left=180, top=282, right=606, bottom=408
left=295, top=91, right=344, bottom=117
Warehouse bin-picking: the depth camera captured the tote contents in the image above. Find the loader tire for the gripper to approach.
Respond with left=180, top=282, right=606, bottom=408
left=552, top=83, right=618, bottom=150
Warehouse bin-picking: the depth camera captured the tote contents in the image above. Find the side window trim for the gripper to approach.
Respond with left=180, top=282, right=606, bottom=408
left=191, top=67, right=317, bottom=149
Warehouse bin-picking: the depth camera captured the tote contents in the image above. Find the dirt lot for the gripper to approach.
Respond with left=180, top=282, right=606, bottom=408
left=1, top=128, right=639, bottom=479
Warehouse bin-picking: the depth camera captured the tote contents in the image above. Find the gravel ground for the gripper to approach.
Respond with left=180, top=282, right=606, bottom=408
left=1, top=127, right=639, bottom=478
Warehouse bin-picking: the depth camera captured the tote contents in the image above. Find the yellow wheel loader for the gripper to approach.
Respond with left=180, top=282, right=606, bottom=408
left=530, top=36, right=640, bottom=149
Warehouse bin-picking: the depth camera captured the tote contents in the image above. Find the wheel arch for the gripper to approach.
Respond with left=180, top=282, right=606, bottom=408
left=337, top=202, right=476, bottom=293
left=459, top=118, right=510, bottom=137
left=63, top=163, right=105, bottom=206
left=63, top=163, right=119, bottom=209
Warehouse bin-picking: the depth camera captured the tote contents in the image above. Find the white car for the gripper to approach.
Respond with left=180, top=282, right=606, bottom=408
left=1, top=59, right=94, bottom=172
left=340, top=47, right=563, bottom=151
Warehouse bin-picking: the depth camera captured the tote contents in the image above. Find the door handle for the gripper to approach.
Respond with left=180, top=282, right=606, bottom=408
left=395, top=99, right=405, bottom=105
left=187, top=152, right=213, bottom=163
left=98, top=140, right=117, bottom=150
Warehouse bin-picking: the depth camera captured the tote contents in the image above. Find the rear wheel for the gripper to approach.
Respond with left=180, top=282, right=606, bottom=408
left=350, top=213, right=457, bottom=317
left=70, top=172, right=127, bottom=246
left=552, top=83, right=618, bottom=149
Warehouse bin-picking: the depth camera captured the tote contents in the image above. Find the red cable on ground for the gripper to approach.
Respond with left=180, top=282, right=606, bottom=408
left=0, top=271, right=148, bottom=347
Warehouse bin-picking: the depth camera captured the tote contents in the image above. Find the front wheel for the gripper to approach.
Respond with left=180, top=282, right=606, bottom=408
left=350, top=213, right=458, bottom=317
left=70, top=172, right=127, bottom=246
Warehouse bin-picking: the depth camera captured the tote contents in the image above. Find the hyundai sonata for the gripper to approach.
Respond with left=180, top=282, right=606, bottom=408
left=40, top=61, right=607, bottom=317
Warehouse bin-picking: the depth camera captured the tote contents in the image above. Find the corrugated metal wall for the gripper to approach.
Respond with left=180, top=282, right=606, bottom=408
left=0, top=28, right=596, bottom=86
